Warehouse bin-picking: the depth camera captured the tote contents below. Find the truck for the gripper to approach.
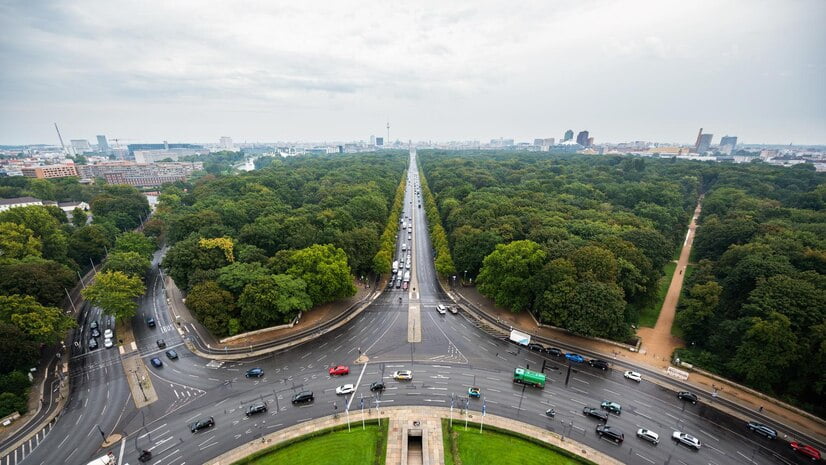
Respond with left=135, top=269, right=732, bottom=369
left=513, top=368, right=546, bottom=388
left=392, top=260, right=399, bottom=274
left=86, top=452, right=115, bottom=465
left=508, top=329, right=531, bottom=346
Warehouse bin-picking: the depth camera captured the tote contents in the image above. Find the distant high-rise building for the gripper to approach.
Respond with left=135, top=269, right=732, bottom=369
left=71, top=139, right=93, bottom=154
left=564, top=130, right=574, bottom=141
left=587, top=137, right=594, bottom=147
left=370, top=135, right=376, bottom=146
left=96, top=135, right=110, bottom=153
left=719, top=135, right=737, bottom=149
left=376, top=137, right=384, bottom=146
left=696, top=133, right=713, bottom=153
left=534, top=139, right=544, bottom=146
left=576, top=130, right=590, bottom=147
left=543, top=138, right=555, bottom=146
left=219, top=136, right=234, bottom=150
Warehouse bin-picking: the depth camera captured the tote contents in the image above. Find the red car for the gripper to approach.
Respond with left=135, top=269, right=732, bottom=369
left=790, top=442, right=821, bottom=461
left=329, top=365, right=349, bottom=376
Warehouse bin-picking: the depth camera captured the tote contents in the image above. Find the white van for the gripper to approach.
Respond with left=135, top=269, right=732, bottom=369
left=437, top=304, right=447, bottom=315
left=402, top=243, right=407, bottom=251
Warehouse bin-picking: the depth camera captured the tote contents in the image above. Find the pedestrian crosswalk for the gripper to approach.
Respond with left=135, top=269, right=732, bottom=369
left=0, top=417, right=56, bottom=465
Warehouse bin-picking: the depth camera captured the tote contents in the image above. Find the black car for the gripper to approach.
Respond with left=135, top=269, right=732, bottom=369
left=245, top=368, right=264, bottom=378
left=190, top=417, right=214, bottom=433
left=156, top=339, right=166, bottom=348
left=91, top=328, right=101, bottom=338
left=246, top=402, right=268, bottom=416
left=677, top=391, right=698, bottom=404
left=89, top=320, right=98, bottom=330
left=747, top=421, right=777, bottom=439
left=545, top=347, right=563, bottom=357
left=88, top=338, right=98, bottom=350
left=165, top=350, right=178, bottom=360
left=292, top=391, right=314, bottom=404
left=596, top=424, right=624, bottom=444
left=370, top=381, right=385, bottom=392
left=588, top=359, right=610, bottom=370
left=146, top=317, right=156, bottom=328
left=528, top=343, right=545, bottom=352
left=582, top=407, right=608, bottom=422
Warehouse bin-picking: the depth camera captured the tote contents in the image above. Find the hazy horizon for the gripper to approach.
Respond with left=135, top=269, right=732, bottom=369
left=1, top=0, right=824, bottom=146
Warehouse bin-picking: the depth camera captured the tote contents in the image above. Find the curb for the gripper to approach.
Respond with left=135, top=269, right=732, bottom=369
left=0, top=373, right=69, bottom=459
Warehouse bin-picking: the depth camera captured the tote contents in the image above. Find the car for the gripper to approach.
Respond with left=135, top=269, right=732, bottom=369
left=545, top=347, right=563, bottom=357
left=165, top=349, right=178, bottom=360
left=156, top=339, right=166, bottom=349
left=402, top=282, right=408, bottom=290
left=636, top=428, right=659, bottom=445
left=528, top=343, right=545, bottom=352
left=91, top=328, right=101, bottom=338
left=601, top=401, right=622, bottom=414
left=103, top=328, right=113, bottom=339
left=88, top=338, right=98, bottom=350
left=329, top=365, right=350, bottom=376
left=89, top=320, right=98, bottom=329
left=104, top=337, right=113, bottom=349
left=292, top=391, right=314, bottom=404
left=623, top=371, right=642, bottom=382
left=790, top=441, right=822, bottom=461
left=596, top=424, right=624, bottom=444
left=565, top=353, right=585, bottom=363
left=588, top=359, right=610, bottom=370
left=747, top=421, right=777, bottom=439
left=468, top=387, right=481, bottom=398
left=246, top=402, right=267, bottom=416
left=582, top=407, right=608, bottom=422
left=335, top=384, right=355, bottom=395
left=436, top=304, right=447, bottom=315
left=672, top=431, right=701, bottom=450
left=245, top=368, right=264, bottom=378
left=370, top=381, right=385, bottom=392
left=408, top=235, right=412, bottom=241
left=189, top=417, right=214, bottom=433
left=448, top=305, right=458, bottom=314
left=146, top=317, right=156, bottom=327
left=393, top=370, right=413, bottom=381
left=677, top=391, right=698, bottom=404
left=150, top=357, right=163, bottom=368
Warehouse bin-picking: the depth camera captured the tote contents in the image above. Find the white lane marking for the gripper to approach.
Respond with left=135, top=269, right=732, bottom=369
left=346, top=363, right=368, bottom=411
left=699, top=429, right=719, bottom=441
left=138, top=423, right=168, bottom=438
left=635, top=453, right=655, bottom=464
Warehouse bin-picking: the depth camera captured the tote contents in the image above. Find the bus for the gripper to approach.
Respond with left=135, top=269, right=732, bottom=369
left=513, top=368, right=545, bottom=388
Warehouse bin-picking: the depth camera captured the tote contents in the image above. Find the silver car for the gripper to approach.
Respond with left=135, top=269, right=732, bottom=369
left=672, top=431, right=701, bottom=450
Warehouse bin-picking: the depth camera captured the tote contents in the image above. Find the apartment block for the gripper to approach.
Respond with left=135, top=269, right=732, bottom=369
left=21, top=164, right=79, bottom=179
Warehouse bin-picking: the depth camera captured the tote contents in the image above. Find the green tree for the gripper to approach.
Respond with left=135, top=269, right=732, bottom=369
left=102, top=251, right=151, bottom=279
left=90, top=185, right=150, bottom=231
left=0, top=323, right=40, bottom=372
left=729, top=312, right=799, bottom=392
left=0, top=294, right=74, bottom=345
left=477, top=240, right=547, bottom=312
left=216, top=262, right=270, bottom=296
left=68, top=224, right=112, bottom=267
left=162, top=235, right=232, bottom=291
left=675, top=281, right=722, bottom=345
left=0, top=222, right=42, bottom=259
left=185, top=281, right=237, bottom=337
left=0, top=206, right=68, bottom=262
left=537, top=280, right=628, bottom=340
left=0, top=392, right=27, bottom=418
left=286, top=244, right=356, bottom=306
left=0, top=260, right=76, bottom=307
left=238, top=274, right=312, bottom=329
left=114, top=231, right=156, bottom=258
left=570, top=245, right=618, bottom=283
left=71, top=208, right=88, bottom=227
left=81, top=271, right=146, bottom=321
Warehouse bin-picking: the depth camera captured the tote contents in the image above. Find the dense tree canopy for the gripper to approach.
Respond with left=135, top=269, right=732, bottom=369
left=81, top=271, right=146, bottom=321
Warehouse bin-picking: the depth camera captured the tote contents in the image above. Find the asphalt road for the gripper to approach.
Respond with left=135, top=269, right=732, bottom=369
left=4, top=148, right=822, bottom=465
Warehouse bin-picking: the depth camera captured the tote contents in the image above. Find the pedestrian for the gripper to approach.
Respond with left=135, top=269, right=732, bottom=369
left=758, top=405, right=763, bottom=412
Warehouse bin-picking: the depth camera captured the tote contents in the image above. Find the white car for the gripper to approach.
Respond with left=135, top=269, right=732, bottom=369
left=672, top=431, right=701, bottom=450
left=103, top=337, right=113, bottom=349
left=103, top=328, right=113, bottom=339
left=335, top=384, right=355, bottom=395
left=393, top=370, right=413, bottom=381
left=448, top=305, right=458, bottom=314
left=437, top=304, right=447, bottom=315
left=624, top=371, right=642, bottom=382
left=636, top=428, right=659, bottom=445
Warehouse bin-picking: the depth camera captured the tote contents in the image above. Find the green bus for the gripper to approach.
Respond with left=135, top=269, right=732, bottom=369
left=513, top=368, right=546, bottom=388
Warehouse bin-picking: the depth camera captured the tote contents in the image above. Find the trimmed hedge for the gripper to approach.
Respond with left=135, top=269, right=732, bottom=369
left=372, top=170, right=408, bottom=275
left=418, top=167, right=456, bottom=277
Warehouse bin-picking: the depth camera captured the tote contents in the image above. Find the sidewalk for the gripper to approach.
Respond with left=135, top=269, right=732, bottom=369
left=453, top=285, right=826, bottom=442
left=205, top=406, right=621, bottom=465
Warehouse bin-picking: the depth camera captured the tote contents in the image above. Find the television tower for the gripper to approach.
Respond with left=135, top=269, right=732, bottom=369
left=386, top=120, right=390, bottom=145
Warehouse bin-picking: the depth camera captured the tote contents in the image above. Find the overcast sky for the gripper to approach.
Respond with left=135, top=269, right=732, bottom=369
left=1, top=0, right=824, bottom=145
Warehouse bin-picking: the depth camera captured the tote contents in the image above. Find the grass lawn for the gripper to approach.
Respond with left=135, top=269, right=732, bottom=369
left=638, top=262, right=677, bottom=328
left=242, top=424, right=386, bottom=465
left=444, top=421, right=591, bottom=465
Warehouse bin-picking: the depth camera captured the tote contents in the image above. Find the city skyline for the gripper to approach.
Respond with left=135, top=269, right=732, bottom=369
left=1, top=0, right=824, bottom=145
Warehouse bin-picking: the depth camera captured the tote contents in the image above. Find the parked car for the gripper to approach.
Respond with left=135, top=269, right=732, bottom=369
left=623, top=371, right=642, bottom=382
left=245, top=368, right=264, bottom=378
left=292, top=391, right=314, bottom=404
left=369, top=381, right=385, bottom=392
left=335, top=384, right=355, bottom=395
left=436, top=304, right=447, bottom=315
left=582, top=407, right=608, bottom=422
left=596, top=424, right=624, bottom=444
left=89, top=320, right=98, bottom=330
left=104, top=338, right=113, bottom=349
left=103, top=329, right=113, bottom=339
left=88, top=338, right=98, bottom=350
left=545, top=347, right=563, bottom=357
left=565, top=353, right=585, bottom=363
left=189, top=417, right=214, bottom=433
left=528, top=343, right=545, bottom=352
left=672, top=431, right=701, bottom=450
left=393, top=370, right=413, bottom=381
left=588, top=359, right=610, bottom=370
left=677, top=391, right=698, bottom=404
left=146, top=317, right=156, bottom=328
left=246, top=402, right=267, bottom=416
left=91, top=328, right=101, bottom=338
left=448, top=305, right=458, bottom=314
left=156, top=339, right=166, bottom=349
left=150, top=357, right=163, bottom=368
left=600, top=401, right=622, bottom=415
left=747, top=421, right=777, bottom=439
left=468, top=387, right=481, bottom=398
left=165, top=350, right=178, bottom=360
left=329, top=365, right=350, bottom=376
left=790, top=442, right=822, bottom=461
left=636, top=428, right=659, bottom=445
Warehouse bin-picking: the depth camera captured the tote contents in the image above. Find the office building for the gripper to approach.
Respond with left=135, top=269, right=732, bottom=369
left=70, top=139, right=93, bottom=154
left=78, top=161, right=203, bottom=187
left=370, top=135, right=376, bottom=146
left=563, top=130, right=574, bottom=141
left=96, top=135, right=110, bottom=153
left=696, top=133, right=713, bottom=153
left=21, top=164, right=79, bottom=179
left=219, top=136, right=234, bottom=151
left=376, top=137, right=384, bottom=146
left=133, top=148, right=201, bottom=163
left=719, top=135, right=738, bottom=154
left=576, top=130, right=590, bottom=147
left=587, top=137, right=594, bottom=147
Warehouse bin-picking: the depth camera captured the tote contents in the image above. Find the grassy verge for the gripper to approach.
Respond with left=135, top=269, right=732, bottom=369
left=234, top=420, right=387, bottom=465
left=638, top=261, right=677, bottom=327
left=442, top=419, right=595, bottom=465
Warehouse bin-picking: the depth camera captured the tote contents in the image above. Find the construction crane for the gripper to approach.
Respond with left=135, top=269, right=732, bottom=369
left=54, top=123, right=69, bottom=156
